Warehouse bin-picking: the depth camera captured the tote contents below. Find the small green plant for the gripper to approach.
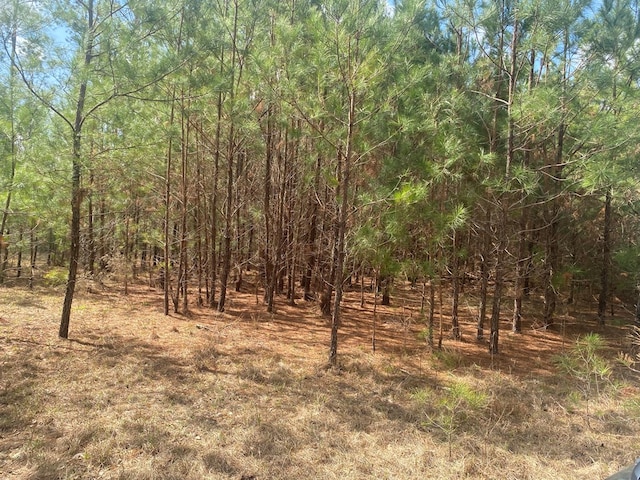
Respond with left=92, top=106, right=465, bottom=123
left=43, top=267, right=68, bottom=287
left=433, top=348, right=464, bottom=370
left=414, top=380, right=488, bottom=460
left=556, top=333, right=612, bottom=427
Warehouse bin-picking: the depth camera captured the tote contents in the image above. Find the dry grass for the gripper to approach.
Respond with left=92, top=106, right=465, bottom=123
left=1, top=280, right=640, bottom=479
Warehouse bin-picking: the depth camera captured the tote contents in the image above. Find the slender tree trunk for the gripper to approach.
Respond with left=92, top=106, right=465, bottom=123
left=321, top=231, right=336, bottom=317
left=451, top=229, right=460, bottom=340
left=87, top=170, right=95, bottom=275
left=209, top=90, right=223, bottom=308
left=477, top=209, right=490, bottom=340
left=597, top=187, right=612, bottom=325
left=47, top=228, right=54, bottom=266
left=635, top=283, right=640, bottom=327
left=438, top=276, right=444, bottom=349
left=329, top=141, right=351, bottom=365
left=178, top=99, right=189, bottom=314
left=428, top=279, right=435, bottom=350
left=489, top=204, right=507, bottom=355
left=234, top=149, right=245, bottom=293
left=512, top=206, right=527, bottom=332
left=543, top=213, right=558, bottom=327
left=489, top=8, right=518, bottom=353
left=513, top=46, right=538, bottom=333
left=16, top=230, right=22, bottom=278
left=29, top=222, right=36, bottom=290
left=124, top=212, right=130, bottom=295
left=164, top=117, right=175, bottom=316
left=98, top=198, right=106, bottom=271
left=372, top=274, right=378, bottom=352
left=194, top=128, right=204, bottom=306
left=217, top=0, right=239, bottom=313
left=218, top=125, right=234, bottom=313
left=60, top=0, right=95, bottom=338
left=0, top=23, right=18, bottom=284
left=544, top=26, right=571, bottom=327
left=263, top=105, right=276, bottom=311
left=303, top=157, right=321, bottom=301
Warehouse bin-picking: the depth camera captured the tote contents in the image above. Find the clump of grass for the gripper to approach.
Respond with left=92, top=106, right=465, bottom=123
left=432, top=347, right=464, bottom=370
left=202, top=450, right=239, bottom=475
left=190, top=340, right=219, bottom=372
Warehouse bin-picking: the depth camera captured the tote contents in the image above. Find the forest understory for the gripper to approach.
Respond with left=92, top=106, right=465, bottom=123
left=1, top=272, right=639, bottom=480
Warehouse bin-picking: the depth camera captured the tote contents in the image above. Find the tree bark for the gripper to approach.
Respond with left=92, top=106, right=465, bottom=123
left=329, top=140, right=351, bottom=365
left=0, top=19, right=18, bottom=284
left=217, top=0, right=240, bottom=313
left=218, top=124, right=235, bottom=313
left=597, top=187, right=612, bottom=325
left=451, top=229, right=460, bottom=340
left=512, top=206, right=527, bottom=332
left=477, top=208, right=490, bottom=340
left=489, top=214, right=505, bottom=356
left=303, top=156, right=321, bottom=301
left=60, top=0, right=95, bottom=338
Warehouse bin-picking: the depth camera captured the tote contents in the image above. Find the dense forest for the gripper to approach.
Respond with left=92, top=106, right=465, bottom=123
left=1, top=0, right=640, bottom=363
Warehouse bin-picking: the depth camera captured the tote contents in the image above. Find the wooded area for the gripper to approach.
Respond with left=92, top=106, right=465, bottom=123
left=1, top=0, right=640, bottom=363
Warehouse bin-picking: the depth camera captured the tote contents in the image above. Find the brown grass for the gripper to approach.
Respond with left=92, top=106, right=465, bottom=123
left=1, top=279, right=640, bottom=479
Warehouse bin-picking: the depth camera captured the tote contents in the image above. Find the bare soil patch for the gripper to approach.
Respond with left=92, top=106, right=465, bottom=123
left=1, top=279, right=639, bottom=479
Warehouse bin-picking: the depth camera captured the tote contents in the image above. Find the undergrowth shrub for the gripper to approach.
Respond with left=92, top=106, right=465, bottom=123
left=43, top=267, right=67, bottom=287
left=432, top=348, right=464, bottom=370
left=555, top=333, right=612, bottom=427
left=412, top=380, right=489, bottom=460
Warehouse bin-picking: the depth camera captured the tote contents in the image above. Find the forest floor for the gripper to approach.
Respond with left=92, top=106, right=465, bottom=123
left=1, top=273, right=640, bottom=479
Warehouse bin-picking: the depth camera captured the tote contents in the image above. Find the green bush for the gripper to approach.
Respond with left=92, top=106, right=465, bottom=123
left=556, top=333, right=612, bottom=426
left=43, top=267, right=68, bottom=287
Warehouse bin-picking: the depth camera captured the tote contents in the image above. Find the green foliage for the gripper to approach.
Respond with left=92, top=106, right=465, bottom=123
left=413, top=379, right=489, bottom=459
left=393, top=181, right=428, bottom=205
left=556, top=334, right=612, bottom=394
left=43, top=267, right=68, bottom=287
left=431, top=348, right=464, bottom=371
left=556, top=333, right=613, bottom=425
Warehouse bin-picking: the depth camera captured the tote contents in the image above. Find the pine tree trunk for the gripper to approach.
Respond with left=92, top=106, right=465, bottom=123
left=329, top=142, right=351, bottom=365
left=178, top=100, right=189, bottom=313
left=164, top=124, right=174, bottom=316
left=477, top=209, right=490, bottom=340
left=209, top=89, right=223, bottom=308
left=60, top=0, right=95, bottom=338
left=598, top=187, right=612, bottom=325
left=263, top=105, right=276, bottom=312
left=29, top=223, right=36, bottom=290
left=512, top=206, right=527, bottom=332
left=218, top=125, right=235, bottom=313
left=16, top=230, right=22, bottom=278
left=543, top=215, right=558, bottom=327
left=217, top=0, right=239, bottom=313
left=635, top=284, right=640, bottom=327
left=489, top=203, right=507, bottom=355
left=0, top=19, right=18, bottom=284
left=60, top=139, right=83, bottom=338
left=87, top=171, right=95, bottom=275
left=303, top=157, right=321, bottom=301
left=123, top=213, right=130, bottom=296
left=428, top=280, right=435, bottom=350
left=451, top=230, right=460, bottom=340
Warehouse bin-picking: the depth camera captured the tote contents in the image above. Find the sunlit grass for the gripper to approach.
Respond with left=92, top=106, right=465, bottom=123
left=0, top=283, right=637, bottom=479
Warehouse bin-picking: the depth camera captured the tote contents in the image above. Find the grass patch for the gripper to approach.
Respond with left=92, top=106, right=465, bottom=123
left=0, top=285, right=638, bottom=479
